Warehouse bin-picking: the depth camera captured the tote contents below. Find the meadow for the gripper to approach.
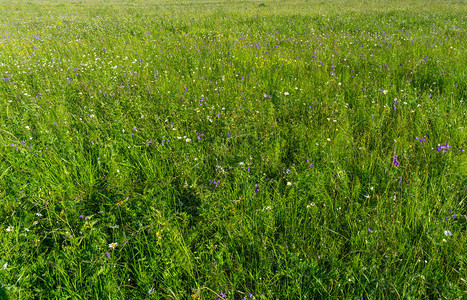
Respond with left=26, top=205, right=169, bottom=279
left=0, top=0, right=466, bottom=298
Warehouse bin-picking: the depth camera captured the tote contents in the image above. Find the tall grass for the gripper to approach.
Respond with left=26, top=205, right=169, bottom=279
left=0, top=0, right=465, bottom=298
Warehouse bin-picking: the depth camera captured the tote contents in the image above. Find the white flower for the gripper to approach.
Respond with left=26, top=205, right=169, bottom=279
left=3, top=262, right=7, bottom=269
left=287, top=182, right=292, bottom=186
left=239, top=162, right=245, bottom=166
left=444, top=230, right=452, bottom=236
left=25, top=126, right=30, bottom=130
left=148, top=287, right=155, bottom=295
left=108, top=242, right=118, bottom=249
left=36, top=213, right=43, bottom=217
left=266, top=206, right=272, bottom=210
left=6, top=226, right=14, bottom=232
left=186, top=138, right=191, bottom=143
left=284, top=92, right=289, bottom=96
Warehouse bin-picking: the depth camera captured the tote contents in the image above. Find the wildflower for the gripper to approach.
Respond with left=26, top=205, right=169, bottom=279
left=186, top=138, right=191, bottom=143
left=148, top=287, right=155, bottom=295
left=105, top=252, right=111, bottom=259
left=239, top=162, right=245, bottom=166
left=393, top=155, right=399, bottom=166
left=3, top=262, right=7, bottom=269
left=36, top=213, right=43, bottom=217
left=284, top=92, right=289, bottom=96
left=210, top=180, right=221, bottom=188
left=436, top=144, right=450, bottom=153
left=108, top=242, right=118, bottom=249
left=368, top=228, right=373, bottom=233
left=266, top=206, right=272, bottom=210
left=32, top=221, right=38, bottom=225
left=287, top=182, right=292, bottom=186
left=382, top=90, right=388, bottom=94
left=444, top=230, right=452, bottom=236
left=6, top=226, right=14, bottom=232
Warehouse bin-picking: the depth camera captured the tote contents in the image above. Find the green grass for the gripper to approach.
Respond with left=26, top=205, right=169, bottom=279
left=0, top=0, right=466, bottom=298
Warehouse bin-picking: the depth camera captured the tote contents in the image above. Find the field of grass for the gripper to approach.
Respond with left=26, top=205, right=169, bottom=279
left=0, top=0, right=466, bottom=298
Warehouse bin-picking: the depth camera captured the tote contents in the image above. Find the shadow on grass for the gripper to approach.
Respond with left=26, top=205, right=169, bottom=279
left=0, top=287, right=8, bottom=300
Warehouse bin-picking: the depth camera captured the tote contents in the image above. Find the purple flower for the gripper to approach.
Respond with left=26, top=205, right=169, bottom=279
left=105, top=252, right=111, bottom=259
left=436, top=144, right=451, bottom=153
left=210, top=180, right=221, bottom=188
left=415, top=137, right=426, bottom=143
left=393, top=155, right=399, bottom=166
left=368, top=228, right=373, bottom=233
left=219, top=291, right=227, bottom=298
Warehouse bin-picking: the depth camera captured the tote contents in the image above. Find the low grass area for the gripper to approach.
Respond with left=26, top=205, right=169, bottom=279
left=0, top=0, right=466, bottom=298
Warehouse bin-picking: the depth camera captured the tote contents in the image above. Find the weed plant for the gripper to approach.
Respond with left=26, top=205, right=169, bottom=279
left=0, top=0, right=465, bottom=298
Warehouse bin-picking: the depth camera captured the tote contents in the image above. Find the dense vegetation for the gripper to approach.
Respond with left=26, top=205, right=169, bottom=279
left=0, top=0, right=465, bottom=298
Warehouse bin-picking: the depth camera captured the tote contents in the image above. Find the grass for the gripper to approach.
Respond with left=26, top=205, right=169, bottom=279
left=0, top=0, right=466, bottom=298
